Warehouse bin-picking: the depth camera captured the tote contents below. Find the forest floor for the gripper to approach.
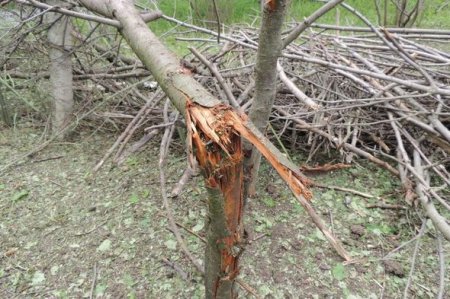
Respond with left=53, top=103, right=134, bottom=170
left=0, top=124, right=449, bottom=298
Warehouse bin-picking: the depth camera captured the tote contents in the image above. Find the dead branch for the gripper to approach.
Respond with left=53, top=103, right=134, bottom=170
left=93, top=90, right=164, bottom=172
left=189, top=47, right=240, bottom=109
left=403, top=219, right=427, bottom=299
left=413, top=150, right=450, bottom=241
left=170, top=167, right=195, bottom=198
left=435, top=230, right=446, bottom=299
left=309, top=23, right=450, bottom=36
left=16, top=0, right=162, bottom=28
left=300, top=163, right=351, bottom=173
left=283, top=0, right=345, bottom=48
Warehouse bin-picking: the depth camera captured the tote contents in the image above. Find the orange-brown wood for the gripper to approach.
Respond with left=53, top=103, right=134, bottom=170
left=186, top=100, right=350, bottom=289
left=266, top=0, right=276, bottom=11
left=186, top=102, right=245, bottom=294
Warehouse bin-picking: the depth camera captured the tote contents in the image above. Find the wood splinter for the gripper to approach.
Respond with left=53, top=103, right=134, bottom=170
left=185, top=98, right=350, bottom=297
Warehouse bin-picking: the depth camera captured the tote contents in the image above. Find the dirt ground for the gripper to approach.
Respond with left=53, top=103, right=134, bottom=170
left=1, top=125, right=449, bottom=298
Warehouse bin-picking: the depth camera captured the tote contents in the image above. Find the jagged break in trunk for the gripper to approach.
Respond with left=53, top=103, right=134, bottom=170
left=185, top=99, right=340, bottom=296
left=186, top=102, right=244, bottom=298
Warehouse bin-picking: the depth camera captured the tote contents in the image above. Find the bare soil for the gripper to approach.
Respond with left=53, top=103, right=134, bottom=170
left=1, top=125, right=448, bottom=298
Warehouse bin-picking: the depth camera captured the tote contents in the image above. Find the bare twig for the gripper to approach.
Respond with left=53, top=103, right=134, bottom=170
left=414, top=150, right=450, bottom=240
left=93, top=90, right=164, bottom=172
left=308, top=23, right=450, bottom=36
left=170, top=167, right=195, bottom=198
left=435, top=229, right=446, bottom=299
left=283, top=0, right=345, bottom=48
left=160, top=257, right=189, bottom=281
left=89, top=262, right=98, bottom=299
left=17, top=0, right=162, bottom=28
left=403, top=219, right=427, bottom=299
left=313, top=183, right=380, bottom=200
left=277, top=62, right=320, bottom=110
left=211, top=0, right=221, bottom=43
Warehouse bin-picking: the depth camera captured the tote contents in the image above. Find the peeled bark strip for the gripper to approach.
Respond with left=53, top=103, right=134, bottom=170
left=186, top=101, right=350, bottom=262
left=232, top=117, right=350, bottom=261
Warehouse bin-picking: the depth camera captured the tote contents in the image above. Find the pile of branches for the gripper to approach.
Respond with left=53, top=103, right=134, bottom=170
left=173, top=22, right=450, bottom=238
left=0, top=7, right=165, bottom=147
left=1, top=5, right=449, bottom=238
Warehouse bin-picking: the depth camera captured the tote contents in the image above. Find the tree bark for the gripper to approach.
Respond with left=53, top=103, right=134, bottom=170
left=247, top=0, right=289, bottom=197
left=246, top=0, right=344, bottom=195
left=46, top=0, right=74, bottom=137
left=79, top=1, right=242, bottom=296
left=80, top=0, right=218, bottom=114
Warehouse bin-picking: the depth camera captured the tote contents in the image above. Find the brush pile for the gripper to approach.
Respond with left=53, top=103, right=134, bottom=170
left=176, top=24, right=450, bottom=238
left=1, top=7, right=449, bottom=238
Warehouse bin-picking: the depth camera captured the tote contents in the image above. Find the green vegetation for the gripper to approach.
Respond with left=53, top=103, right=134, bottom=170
left=147, top=0, right=449, bottom=33
left=138, top=0, right=449, bottom=54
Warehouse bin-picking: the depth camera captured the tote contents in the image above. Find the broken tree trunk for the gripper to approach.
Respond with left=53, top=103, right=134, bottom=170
left=79, top=0, right=350, bottom=296
left=186, top=103, right=245, bottom=297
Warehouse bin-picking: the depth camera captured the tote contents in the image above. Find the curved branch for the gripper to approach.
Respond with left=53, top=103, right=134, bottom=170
left=282, top=0, right=344, bottom=48
left=413, top=150, right=450, bottom=241
left=16, top=0, right=162, bottom=28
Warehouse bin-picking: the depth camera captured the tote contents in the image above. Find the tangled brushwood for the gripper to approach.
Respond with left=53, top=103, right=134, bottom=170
left=1, top=6, right=449, bottom=240
left=177, top=25, right=450, bottom=240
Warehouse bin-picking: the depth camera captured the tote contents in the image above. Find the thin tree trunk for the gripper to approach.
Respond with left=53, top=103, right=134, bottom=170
left=247, top=0, right=289, bottom=196
left=250, top=0, right=344, bottom=196
left=384, top=0, right=388, bottom=26
left=46, top=0, right=73, bottom=137
left=0, top=88, right=11, bottom=126
left=79, top=1, right=242, bottom=296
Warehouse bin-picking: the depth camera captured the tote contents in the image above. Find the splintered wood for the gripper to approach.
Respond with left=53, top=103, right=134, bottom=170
left=186, top=101, right=245, bottom=295
left=179, top=24, right=450, bottom=240
left=186, top=101, right=312, bottom=200
left=186, top=100, right=351, bottom=264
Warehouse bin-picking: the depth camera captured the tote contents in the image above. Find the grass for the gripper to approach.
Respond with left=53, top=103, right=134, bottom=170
left=288, top=0, right=450, bottom=28
left=137, top=0, right=450, bottom=54
left=147, top=0, right=450, bottom=32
